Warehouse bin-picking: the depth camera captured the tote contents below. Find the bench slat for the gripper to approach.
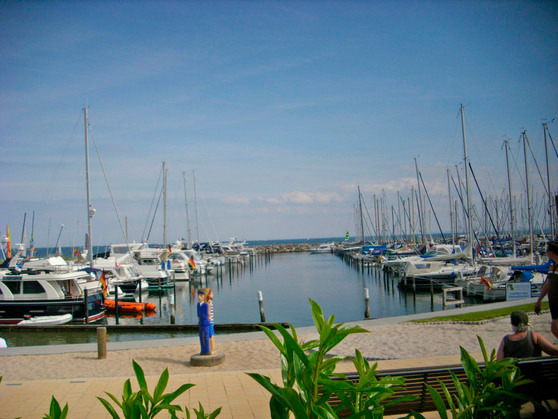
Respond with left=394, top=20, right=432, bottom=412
left=327, top=357, right=558, bottom=417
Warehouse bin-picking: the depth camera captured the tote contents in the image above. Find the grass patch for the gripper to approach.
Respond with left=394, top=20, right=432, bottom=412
left=408, top=301, right=550, bottom=323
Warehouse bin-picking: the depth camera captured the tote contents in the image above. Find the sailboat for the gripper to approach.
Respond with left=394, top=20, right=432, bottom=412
left=0, top=109, right=106, bottom=324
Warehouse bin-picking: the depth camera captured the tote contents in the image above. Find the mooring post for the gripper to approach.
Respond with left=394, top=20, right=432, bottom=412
left=258, top=290, right=266, bottom=322
left=97, top=327, right=107, bottom=359
left=171, top=281, right=176, bottom=324
left=364, top=288, right=370, bottom=319
left=84, top=288, right=89, bottom=324
left=114, top=286, right=119, bottom=325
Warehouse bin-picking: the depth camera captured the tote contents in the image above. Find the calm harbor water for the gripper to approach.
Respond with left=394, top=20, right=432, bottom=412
left=2, top=251, right=483, bottom=347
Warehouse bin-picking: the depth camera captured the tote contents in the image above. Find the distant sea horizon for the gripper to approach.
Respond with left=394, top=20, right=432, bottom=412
left=16, top=236, right=348, bottom=259
left=10, top=230, right=547, bottom=259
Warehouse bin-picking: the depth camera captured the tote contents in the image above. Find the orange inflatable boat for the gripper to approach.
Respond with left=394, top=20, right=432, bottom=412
left=104, top=299, right=156, bottom=313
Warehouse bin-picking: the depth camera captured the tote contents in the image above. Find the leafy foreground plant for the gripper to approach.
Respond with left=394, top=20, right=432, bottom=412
left=417, top=336, right=534, bottom=419
left=326, top=349, right=416, bottom=418
left=42, top=396, right=68, bottom=419
left=248, top=298, right=415, bottom=418
left=98, top=359, right=221, bottom=418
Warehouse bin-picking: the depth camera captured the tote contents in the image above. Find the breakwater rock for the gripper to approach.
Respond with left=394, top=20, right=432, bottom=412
left=252, top=243, right=337, bottom=254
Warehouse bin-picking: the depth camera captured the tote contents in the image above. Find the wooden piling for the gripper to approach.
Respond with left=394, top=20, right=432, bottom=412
left=97, top=327, right=107, bottom=359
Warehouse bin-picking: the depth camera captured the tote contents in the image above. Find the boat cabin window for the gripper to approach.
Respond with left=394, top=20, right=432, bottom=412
left=23, top=281, right=45, bottom=294
left=4, top=281, right=22, bottom=294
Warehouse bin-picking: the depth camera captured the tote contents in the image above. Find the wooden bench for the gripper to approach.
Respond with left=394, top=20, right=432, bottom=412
left=328, top=357, right=558, bottom=416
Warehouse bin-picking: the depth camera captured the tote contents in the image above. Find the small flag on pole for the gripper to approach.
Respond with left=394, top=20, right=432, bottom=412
left=189, top=256, right=196, bottom=270
left=344, top=231, right=350, bottom=242
left=6, top=225, right=12, bottom=258
left=480, top=277, right=492, bottom=290
left=29, top=233, right=35, bottom=257
left=100, top=271, right=107, bottom=297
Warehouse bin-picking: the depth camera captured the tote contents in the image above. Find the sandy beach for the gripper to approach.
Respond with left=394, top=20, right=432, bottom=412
left=0, top=313, right=554, bottom=381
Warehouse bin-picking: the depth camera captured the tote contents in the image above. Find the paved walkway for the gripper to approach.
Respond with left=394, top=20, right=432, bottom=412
left=0, top=299, right=545, bottom=418
left=1, top=356, right=465, bottom=418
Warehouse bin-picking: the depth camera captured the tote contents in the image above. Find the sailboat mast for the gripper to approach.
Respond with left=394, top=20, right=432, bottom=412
left=543, top=123, right=555, bottom=237
left=163, top=161, right=167, bottom=248
left=357, top=186, right=364, bottom=243
left=414, top=158, right=426, bottom=245
left=84, top=107, right=94, bottom=268
left=29, top=210, right=35, bottom=257
left=447, top=169, right=454, bottom=246
left=460, top=105, right=473, bottom=256
left=522, top=131, right=534, bottom=263
left=193, top=169, right=200, bottom=244
left=20, top=212, right=26, bottom=244
left=504, top=140, right=517, bottom=258
left=183, top=171, right=192, bottom=248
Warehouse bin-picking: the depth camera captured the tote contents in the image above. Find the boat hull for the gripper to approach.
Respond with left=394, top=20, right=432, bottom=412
left=0, top=293, right=105, bottom=324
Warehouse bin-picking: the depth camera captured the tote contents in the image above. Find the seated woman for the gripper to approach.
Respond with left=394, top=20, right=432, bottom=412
left=497, top=310, right=558, bottom=360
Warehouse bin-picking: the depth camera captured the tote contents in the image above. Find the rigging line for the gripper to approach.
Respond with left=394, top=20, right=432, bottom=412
left=201, top=198, right=220, bottom=242
left=413, top=187, right=425, bottom=243
left=450, top=173, right=484, bottom=253
left=142, top=165, right=163, bottom=242
left=360, top=196, right=377, bottom=239
left=548, top=130, right=558, bottom=159
left=468, top=162, right=501, bottom=243
left=390, top=202, right=406, bottom=242
left=450, top=174, right=470, bottom=228
left=524, top=133, right=550, bottom=196
left=88, top=125, right=132, bottom=251
left=418, top=171, right=445, bottom=242
left=509, top=135, right=527, bottom=191
left=145, top=180, right=164, bottom=243
left=41, top=111, right=82, bottom=203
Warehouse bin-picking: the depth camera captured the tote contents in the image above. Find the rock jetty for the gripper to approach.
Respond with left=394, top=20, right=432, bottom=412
left=252, top=243, right=338, bottom=254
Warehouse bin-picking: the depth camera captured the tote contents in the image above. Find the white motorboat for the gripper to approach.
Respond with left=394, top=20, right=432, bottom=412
left=0, top=269, right=105, bottom=324
left=310, top=242, right=335, bottom=254
left=109, top=243, right=173, bottom=287
left=17, top=313, right=73, bottom=325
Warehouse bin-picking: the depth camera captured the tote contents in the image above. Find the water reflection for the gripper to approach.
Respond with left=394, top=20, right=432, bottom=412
left=1, top=252, right=483, bottom=347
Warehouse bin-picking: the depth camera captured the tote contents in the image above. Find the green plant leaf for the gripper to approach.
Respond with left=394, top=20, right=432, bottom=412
left=258, top=325, right=288, bottom=356
left=161, top=383, right=195, bottom=404
left=152, top=368, right=170, bottom=403
left=477, top=335, right=490, bottom=365
left=104, top=391, right=125, bottom=409
left=122, top=378, right=132, bottom=400
left=96, top=397, right=120, bottom=419
left=48, top=396, right=62, bottom=418
left=310, top=298, right=325, bottom=334
left=459, top=345, right=480, bottom=389
left=269, top=395, right=290, bottom=419
left=132, top=359, right=148, bottom=392
left=425, top=384, right=448, bottom=419
left=274, top=325, right=312, bottom=369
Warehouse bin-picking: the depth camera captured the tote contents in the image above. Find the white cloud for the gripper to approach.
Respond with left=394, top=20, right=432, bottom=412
left=257, top=191, right=344, bottom=205
left=223, top=196, right=250, bottom=205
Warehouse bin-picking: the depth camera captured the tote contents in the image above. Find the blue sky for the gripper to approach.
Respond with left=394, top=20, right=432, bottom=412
left=1, top=1, right=557, bottom=248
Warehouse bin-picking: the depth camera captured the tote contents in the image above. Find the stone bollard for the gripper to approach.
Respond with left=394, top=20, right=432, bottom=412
left=97, top=327, right=107, bottom=359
